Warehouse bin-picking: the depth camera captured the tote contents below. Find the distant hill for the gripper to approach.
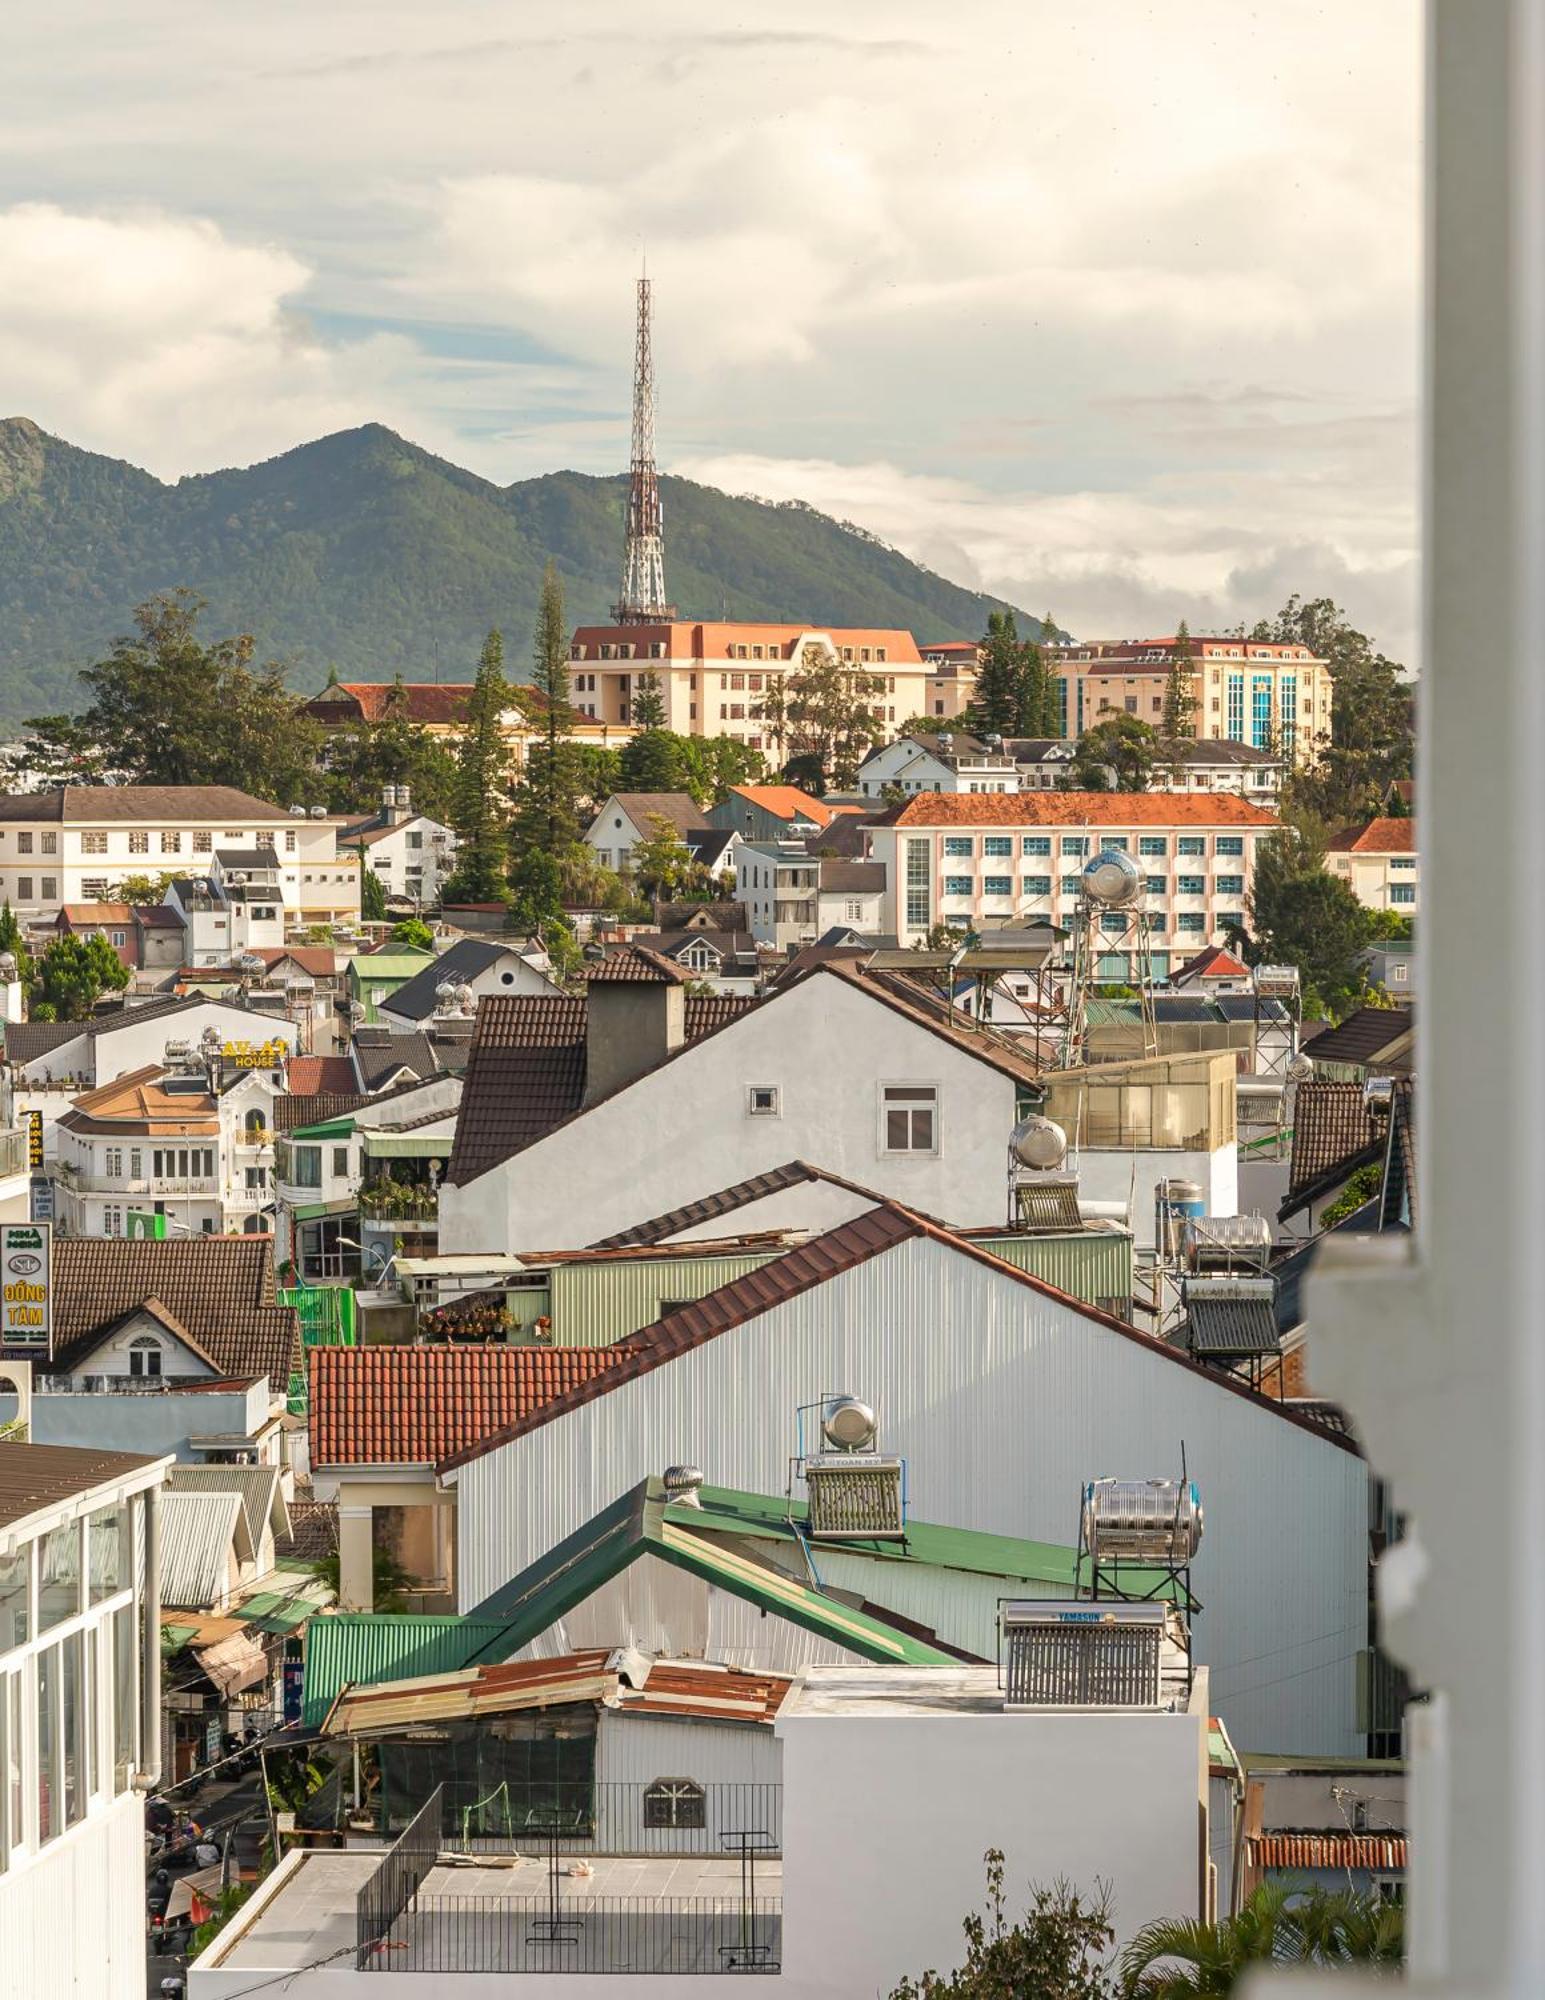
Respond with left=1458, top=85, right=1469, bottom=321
left=0, top=418, right=1040, bottom=724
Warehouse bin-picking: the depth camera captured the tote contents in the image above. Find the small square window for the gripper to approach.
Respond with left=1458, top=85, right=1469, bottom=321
left=747, top=1085, right=781, bottom=1117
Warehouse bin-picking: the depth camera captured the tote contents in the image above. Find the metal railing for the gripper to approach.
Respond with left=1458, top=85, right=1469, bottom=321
left=424, top=1783, right=781, bottom=1857
left=360, top=1893, right=781, bottom=1975
left=357, top=1784, right=443, bottom=1970
left=0, top=1127, right=28, bottom=1178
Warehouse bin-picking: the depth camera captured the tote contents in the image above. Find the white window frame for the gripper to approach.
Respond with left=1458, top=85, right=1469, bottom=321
left=746, top=1085, right=781, bottom=1118
left=878, top=1081, right=940, bottom=1157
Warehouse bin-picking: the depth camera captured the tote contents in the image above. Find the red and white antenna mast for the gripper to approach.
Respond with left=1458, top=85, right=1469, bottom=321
left=613, top=272, right=675, bottom=621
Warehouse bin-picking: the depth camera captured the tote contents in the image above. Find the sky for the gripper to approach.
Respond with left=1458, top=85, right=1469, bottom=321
left=1, top=2, right=1421, bottom=660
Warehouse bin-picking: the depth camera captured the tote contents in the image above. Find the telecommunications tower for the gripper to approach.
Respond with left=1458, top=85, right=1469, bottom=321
left=612, top=274, right=676, bottom=622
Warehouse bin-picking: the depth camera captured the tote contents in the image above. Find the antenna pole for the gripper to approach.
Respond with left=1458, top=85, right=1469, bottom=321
left=612, top=274, right=676, bottom=623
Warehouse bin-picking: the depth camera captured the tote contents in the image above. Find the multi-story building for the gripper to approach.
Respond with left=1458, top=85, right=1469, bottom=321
left=0, top=788, right=362, bottom=932
left=0, top=1439, right=167, bottom=2000
left=567, top=622, right=928, bottom=750
left=856, top=730, right=1020, bottom=797
left=301, top=682, right=631, bottom=775
left=1051, top=636, right=1333, bottom=764
left=866, top=792, right=1278, bottom=976
left=1325, top=816, right=1419, bottom=916
left=919, top=638, right=980, bottom=719
left=336, top=790, right=458, bottom=909
left=53, top=1059, right=281, bottom=1239
left=733, top=845, right=887, bottom=951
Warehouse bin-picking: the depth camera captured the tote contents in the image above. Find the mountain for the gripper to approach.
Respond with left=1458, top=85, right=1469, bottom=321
left=0, top=418, right=1037, bottom=724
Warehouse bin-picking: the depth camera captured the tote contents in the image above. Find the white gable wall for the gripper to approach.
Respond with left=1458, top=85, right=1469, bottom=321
left=439, top=973, right=1024, bottom=1253
left=451, top=1233, right=1368, bottom=1756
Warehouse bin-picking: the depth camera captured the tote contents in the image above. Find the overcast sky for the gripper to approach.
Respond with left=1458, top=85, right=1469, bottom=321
left=2, top=2, right=1420, bottom=659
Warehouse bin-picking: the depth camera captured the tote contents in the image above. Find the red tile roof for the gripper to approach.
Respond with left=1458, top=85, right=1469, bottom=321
left=1326, top=816, right=1418, bottom=855
left=304, top=683, right=475, bottom=726
left=1172, top=946, right=1251, bottom=982
left=438, top=1202, right=1363, bottom=1473
left=285, top=1055, right=360, bottom=1096
left=571, top=622, right=924, bottom=664
left=309, top=1345, right=628, bottom=1467
left=893, top=791, right=1278, bottom=828
left=726, top=785, right=860, bottom=830
left=1248, top=1833, right=1407, bottom=1871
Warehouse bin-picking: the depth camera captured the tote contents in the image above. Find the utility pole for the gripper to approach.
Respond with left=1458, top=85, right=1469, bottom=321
left=611, top=274, right=676, bottom=622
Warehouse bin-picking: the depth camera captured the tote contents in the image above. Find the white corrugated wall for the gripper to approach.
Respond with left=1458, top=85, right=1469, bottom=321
left=453, top=1233, right=1368, bottom=1756
left=0, top=1792, right=146, bottom=1999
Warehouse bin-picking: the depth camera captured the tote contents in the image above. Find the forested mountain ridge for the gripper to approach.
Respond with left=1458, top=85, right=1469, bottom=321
left=0, top=417, right=1037, bottom=721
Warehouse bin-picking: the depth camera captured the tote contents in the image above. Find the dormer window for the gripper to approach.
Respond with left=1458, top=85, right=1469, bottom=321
left=128, top=1336, right=162, bottom=1379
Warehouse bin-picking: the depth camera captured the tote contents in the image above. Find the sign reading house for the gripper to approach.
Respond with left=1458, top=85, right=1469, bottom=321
left=0, top=1223, right=51, bottom=1347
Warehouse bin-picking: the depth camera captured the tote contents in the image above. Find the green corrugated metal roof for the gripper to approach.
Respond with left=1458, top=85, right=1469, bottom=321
left=301, top=1614, right=511, bottom=1727
left=288, top=1118, right=357, bottom=1142
left=348, top=952, right=434, bottom=984
left=463, top=1479, right=959, bottom=1667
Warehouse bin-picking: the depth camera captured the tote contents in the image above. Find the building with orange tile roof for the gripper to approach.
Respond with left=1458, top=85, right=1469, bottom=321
left=1325, top=815, right=1420, bottom=917
left=567, top=619, right=928, bottom=752
left=866, top=790, right=1278, bottom=970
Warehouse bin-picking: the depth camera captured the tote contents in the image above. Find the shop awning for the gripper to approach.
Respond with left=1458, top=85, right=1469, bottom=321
left=289, top=1198, right=358, bottom=1222
left=362, top=1132, right=453, bottom=1160
left=193, top=1628, right=270, bottom=1697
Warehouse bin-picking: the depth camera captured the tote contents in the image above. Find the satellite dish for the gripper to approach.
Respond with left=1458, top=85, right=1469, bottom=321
left=1010, top=1115, right=1068, bottom=1171
left=1080, top=848, right=1143, bottom=908
left=821, top=1396, right=878, bottom=1453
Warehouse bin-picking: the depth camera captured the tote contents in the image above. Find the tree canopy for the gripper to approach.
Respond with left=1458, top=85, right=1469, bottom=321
left=1245, top=821, right=1376, bottom=1017
left=760, top=644, right=886, bottom=788
left=441, top=630, right=513, bottom=905
left=1068, top=714, right=1159, bottom=791
left=1253, top=594, right=1415, bottom=820
left=31, top=933, right=130, bottom=1022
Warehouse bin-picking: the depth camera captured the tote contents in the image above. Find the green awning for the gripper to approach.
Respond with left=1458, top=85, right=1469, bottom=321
left=362, top=1133, right=453, bottom=1159
left=290, top=1198, right=357, bottom=1222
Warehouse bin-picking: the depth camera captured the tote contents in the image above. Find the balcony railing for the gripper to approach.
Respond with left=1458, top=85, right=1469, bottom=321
left=0, top=1127, right=28, bottom=1178
left=58, top=1173, right=219, bottom=1196
left=363, top=1783, right=782, bottom=1856
left=358, top=1894, right=781, bottom=1976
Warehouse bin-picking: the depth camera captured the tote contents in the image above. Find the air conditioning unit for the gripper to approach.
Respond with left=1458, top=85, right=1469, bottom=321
left=1002, top=1600, right=1168, bottom=1709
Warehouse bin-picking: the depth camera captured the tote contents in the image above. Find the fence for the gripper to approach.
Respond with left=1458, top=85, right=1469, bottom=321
left=441, top=1782, right=782, bottom=1858
left=360, top=1893, right=782, bottom=1976
left=357, top=1783, right=444, bottom=1969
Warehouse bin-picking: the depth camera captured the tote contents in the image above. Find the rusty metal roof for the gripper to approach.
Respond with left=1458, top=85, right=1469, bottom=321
left=1248, top=1832, right=1407, bottom=1871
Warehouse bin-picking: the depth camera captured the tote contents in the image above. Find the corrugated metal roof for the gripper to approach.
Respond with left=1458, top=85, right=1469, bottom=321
left=1249, top=1832, right=1407, bottom=1871
left=0, top=1441, right=159, bottom=1533
left=165, top=1463, right=286, bottom=1553
left=301, top=1613, right=512, bottom=1727
left=324, top=1649, right=615, bottom=1735
left=159, top=1491, right=243, bottom=1609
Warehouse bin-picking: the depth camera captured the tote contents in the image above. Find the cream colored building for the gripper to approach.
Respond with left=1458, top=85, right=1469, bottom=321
left=1053, top=636, right=1333, bottom=764
left=567, top=620, right=929, bottom=752
left=1325, top=815, right=1419, bottom=916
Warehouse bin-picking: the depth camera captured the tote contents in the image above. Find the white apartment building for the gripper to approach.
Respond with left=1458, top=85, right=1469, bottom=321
left=0, top=787, right=361, bottom=931
left=568, top=620, right=927, bottom=749
left=1325, top=816, right=1419, bottom=917
left=0, top=1439, right=167, bottom=2000
left=733, top=843, right=887, bottom=950
left=865, top=792, right=1278, bottom=979
left=337, top=787, right=459, bottom=908
left=53, top=1061, right=282, bottom=1239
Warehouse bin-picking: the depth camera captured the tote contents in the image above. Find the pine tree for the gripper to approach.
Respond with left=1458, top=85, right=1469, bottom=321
left=1036, top=613, right=1064, bottom=734
left=630, top=670, right=666, bottom=730
left=971, top=611, right=1023, bottom=735
left=1161, top=619, right=1200, bottom=742
left=359, top=844, right=388, bottom=922
left=530, top=561, right=573, bottom=851
left=443, top=630, right=512, bottom=902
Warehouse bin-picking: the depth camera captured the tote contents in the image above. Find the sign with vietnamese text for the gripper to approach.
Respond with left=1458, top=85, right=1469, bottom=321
left=24, top=1111, right=42, bottom=1169
left=222, top=1039, right=290, bottom=1070
left=0, top=1223, right=51, bottom=1348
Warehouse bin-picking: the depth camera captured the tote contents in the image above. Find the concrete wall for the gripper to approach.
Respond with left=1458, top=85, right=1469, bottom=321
left=776, top=1695, right=1206, bottom=2000
left=1069, top=1144, right=1238, bottom=1251
left=0, top=1780, right=147, bottom=1999
left=20, top=1384, right=266, bottom=1461
left=439, top=971, right=1023, bottom=1253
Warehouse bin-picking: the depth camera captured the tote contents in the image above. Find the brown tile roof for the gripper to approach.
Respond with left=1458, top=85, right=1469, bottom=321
left=59, top=903, right=136, bottom=924
left=57, top=1064, right=218, bottom=1136
left=439, top=1203, right=1363, bottom=1472
left=46, top=1237, right=299, bottom=1389
left=655, top=902, right=748, bottom=932
left=1248, top=1833, right=1407, bottom=1871
left=273, top=1090, right=373, bottom=1132
left=285, top=1055, right=360, bottom=1096
left=1287, top=1081, right=1379, bottom=1198
left=303, top=683, right=475, bottom=726
left=892, top=790, right=1279, bottom=828
left=134, top=905, right=185, bottom=929
left=1326, top=816, right=1417, bottom=855
left=817, top=859, right=885, bottom=892
left=1300, top=1006, right=1415, bottom=1073
left=607, top=794, right=714, bottom=837
left=0, top=786, right=291, bottom=824
left=804, top=809, right=891, bottom=857
left=446, top=993, right=754, bottom=1184
left=309, top=1344, right=627, bottom=1467
left=254, top=947, right=339, bottom=978
left=583, top=945, right=688, bottom=985
left=277, top=1498, right=338, bottom=1562
left=0, top=1441, right=161, bottom=1530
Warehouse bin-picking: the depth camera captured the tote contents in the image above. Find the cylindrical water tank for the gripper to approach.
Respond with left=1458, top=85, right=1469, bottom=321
left=1082, top=1477, right=1204, bottom=1564
left=1154, top=1179, right=1205, bottom=1262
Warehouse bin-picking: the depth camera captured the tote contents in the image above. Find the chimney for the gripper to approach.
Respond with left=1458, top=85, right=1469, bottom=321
left=583, top=947, right=687, bottom=1106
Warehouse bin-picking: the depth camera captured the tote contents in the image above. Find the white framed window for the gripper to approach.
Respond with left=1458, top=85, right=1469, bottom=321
left=127, top=1337, right=160, bottom=1378
left=880, top=1083, right=939, bottom=1155
left=746, top=1085, right=781, bottom=1118
left=128, top=830, right=149, bottom=854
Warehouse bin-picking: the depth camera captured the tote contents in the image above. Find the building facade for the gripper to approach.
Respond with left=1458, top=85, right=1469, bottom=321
left=856, top=731, right=1020, bottom=797
left=866, top=792, right=1278, bottom=975
left=1052, top=636, right=1333, bottom=763
left=568, top=621, right=928, bottom=750
left=1325, top=816, right=1419, bottom=916
left=0, top=1440, right=167, bottom=2000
